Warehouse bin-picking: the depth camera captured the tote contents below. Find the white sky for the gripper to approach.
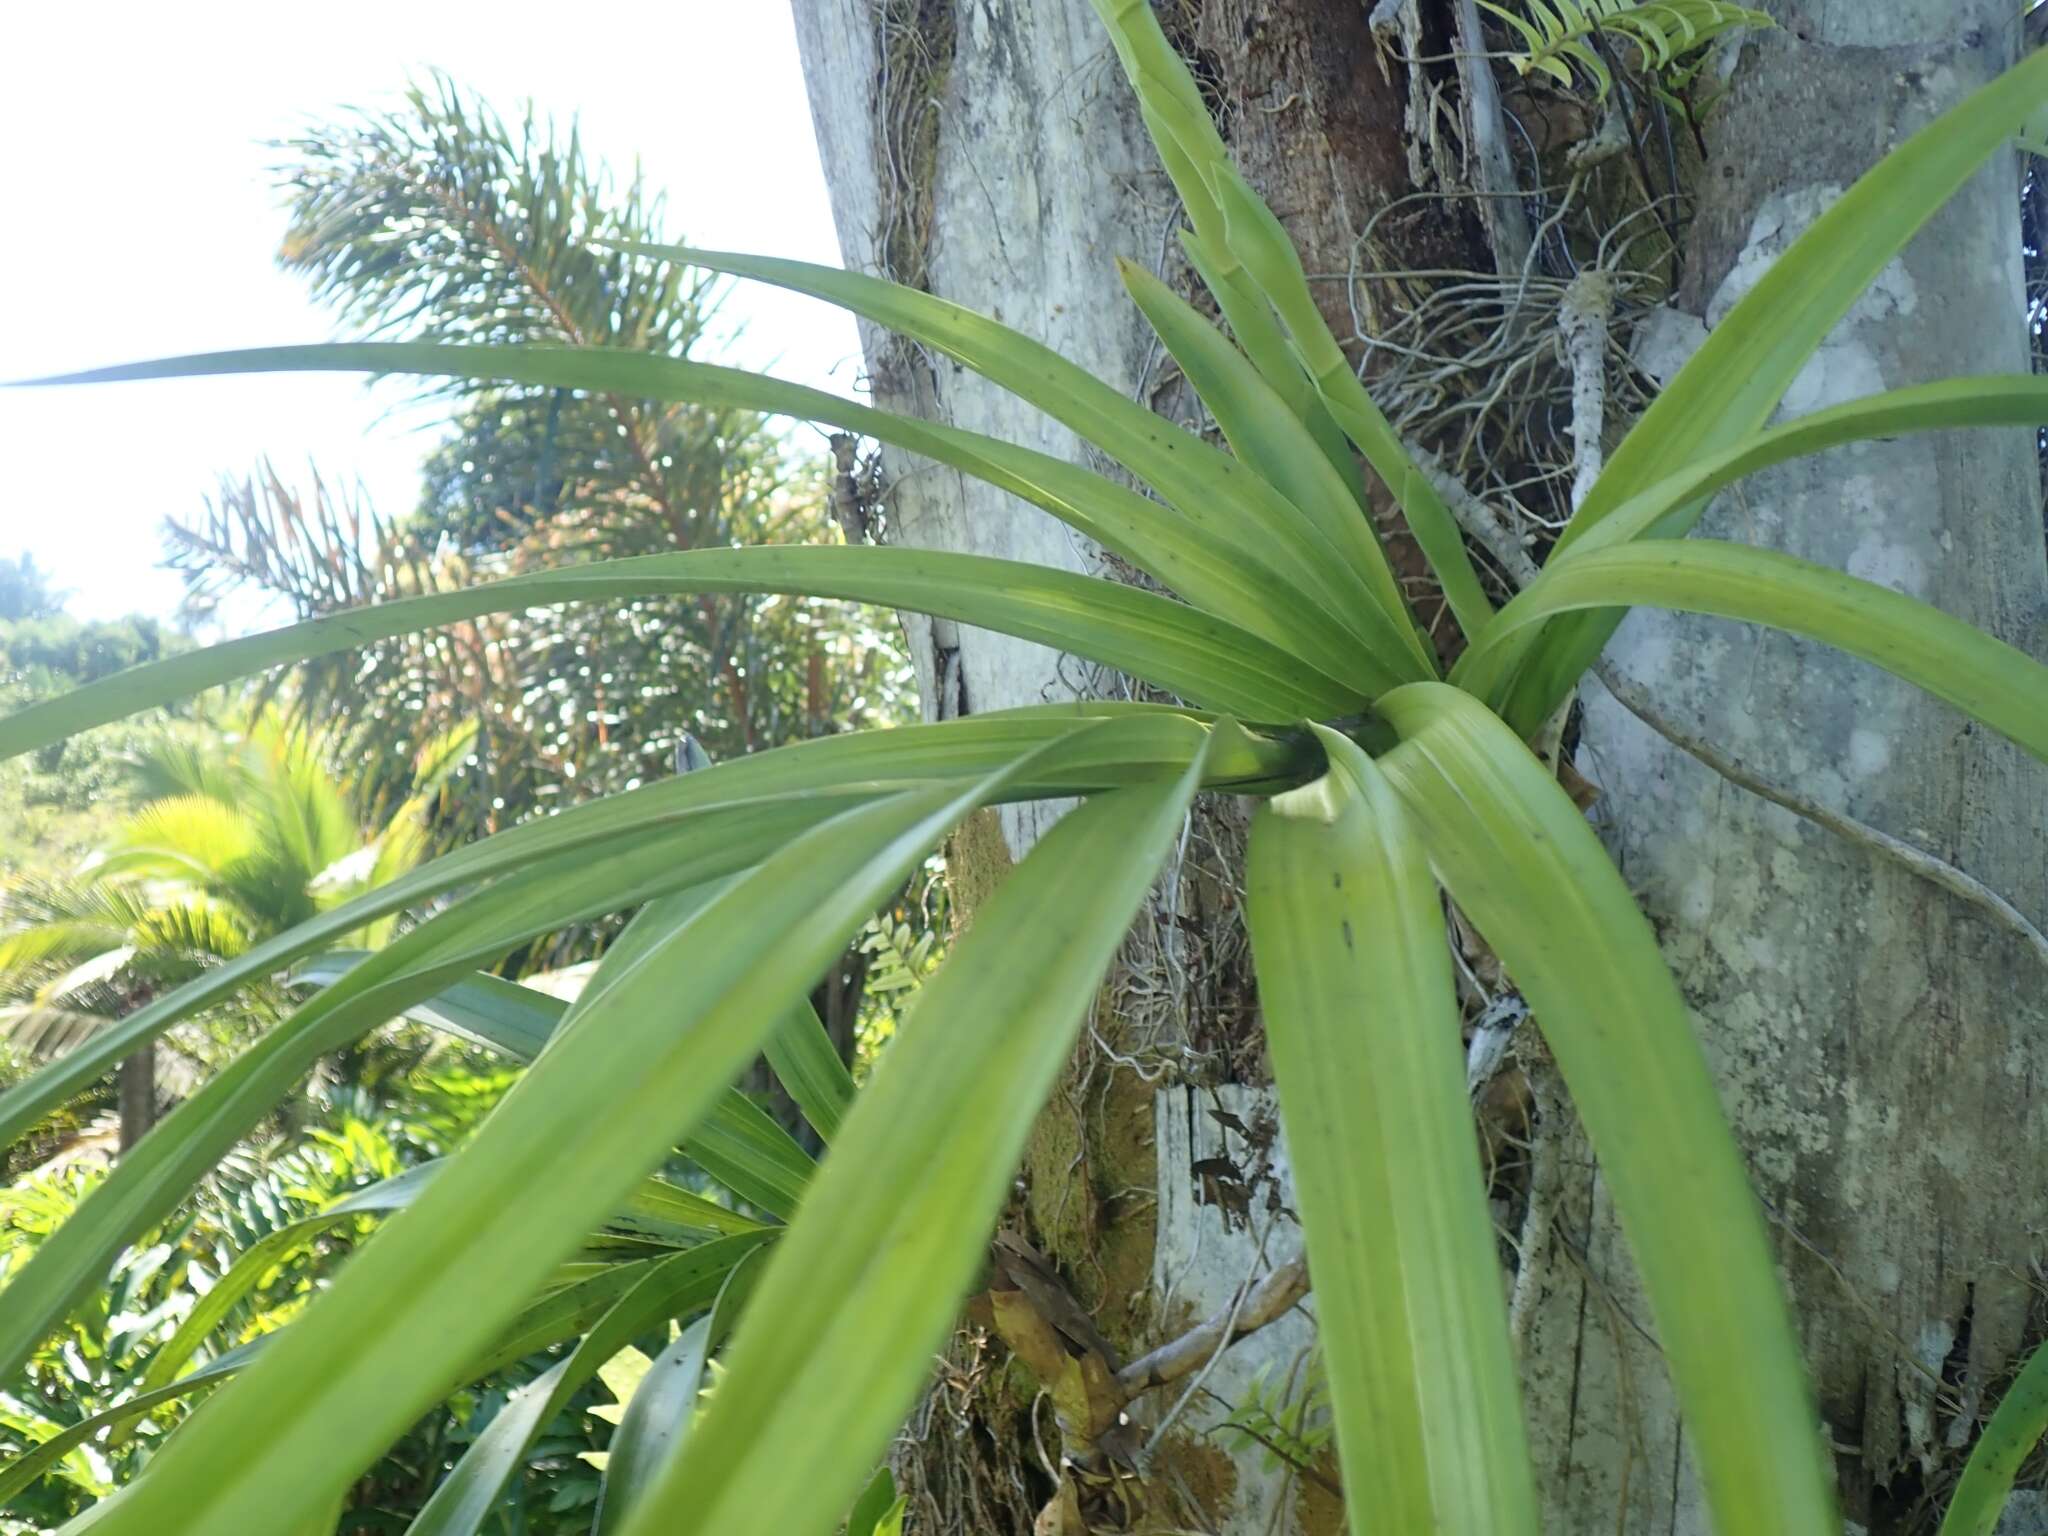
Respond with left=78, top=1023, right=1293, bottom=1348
left=0, top=2, right=861, bottom=626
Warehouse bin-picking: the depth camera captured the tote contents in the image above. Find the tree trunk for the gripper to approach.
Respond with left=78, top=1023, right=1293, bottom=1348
left=790, top=3, right=2047, bottom=1531
left=1536, top=11, right=2048, bottom=1532
left=117, top=1046, right=155, bottom=1154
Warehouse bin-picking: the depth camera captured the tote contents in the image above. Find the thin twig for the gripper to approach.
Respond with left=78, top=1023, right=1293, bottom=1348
left=1404, top=436, right=1541, bottom=587
left=1593, top=665, right=2048, bottom=973
left=1122, top=1256, right=1309, bottom=1405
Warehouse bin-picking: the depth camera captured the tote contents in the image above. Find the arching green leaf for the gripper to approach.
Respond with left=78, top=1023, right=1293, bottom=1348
left=78, top=723, right=1179, bottom=1535
left=403, top=1237, right=767, bottom=1536
left=1460, top=375, right=2048, bottom=729
left=1511, top=45, right=2048, bottom=727
left=1248, top=727, right=1536, bottom=1532
left=602, top=247, right=1418, bottom=677
left=1459, top=540, right=2048, bottom=764
left=0, top=539, right=1358, bottom=748
left=610, top=749, right=1212, bottom=1536
left=1940, top=1339, right=2048, bottom=1536
left=1377, top=683, right=1835, bottom=1536
left=0, top=707, right=1301, bottom=1156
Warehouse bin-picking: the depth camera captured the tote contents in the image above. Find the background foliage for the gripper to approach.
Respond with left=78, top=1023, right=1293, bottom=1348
left=167, top=78, right=914, bottom=852
left=2, top=76, right=925, bottom=1536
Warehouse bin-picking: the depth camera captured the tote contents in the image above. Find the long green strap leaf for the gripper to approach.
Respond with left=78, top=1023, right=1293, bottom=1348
left=0, top=707, right=1297, bottom=1153
left=608, top=244, right=1422, bottom=679
left=1566, top=52, right=2048, bottom=537
left=2, top=1256, right=698, bottom=1520
left=1940, top=1339, right=2048, bottom=1536
left=615, top=748, right=1213, bottom=1536
left=1195, top=163, right=1497, bottom=641
left=0, top=813, right=807, bottom=1387
left=0, top=1342, right=262, bottom=1506
left=646, top=726, right=851, bottom=1181
left=590, top=1318, right=712, bottom=1536
left=467, top=1263, right=666, bottom=1385
left=294, top=952, right=817, bottom=1221
left=8, top=1256, right=688, bottom=1513
left=589, top=1247, right=766, bottom=1535
left=1566, top=376, right=2048, bottom=557
left=1376, top=683, right=1835, bottom=1536
left=0, top=539, right=1355, bottom=737
left=614, top=1175, right=769, bottom=1248
left=1467, top=375, right=2048, bottom=729
left=1176, top=226, right=1366, bottom=503
left=1118, top=257, right=1430, bottom=673
left=128, top=1163, right=441, bottom=1405
left=84, top=725, right=1147, bottom=1534
left=673, top=1086, right=812, bottom=1222
left=761, top=1002, right=855, bottom=1144
left=1459, top=540, right=2048, bottom=764
left=1091, top=0, right=1365, bottom=493
left=125, top=1143, right=753, bottom=1434
left=290, top=957, right=563, bottom=1058
left=1091, top=0, right=1370, bottom=499
left=90, top=794, right=958, bottom=1536
left=1092, top=0, right=1495, bottom=637
left=1246, top=726, right=1537, bottom=1532
left=1086, top=0, right=1494, bottom=640
left=1510, top=46, right=2048, bottom=725
left=16, top=341, right=1376, bottom=687
left=577, top=887, right=818, bottom=1217
left=404, top=1235, right=767, bottom=1536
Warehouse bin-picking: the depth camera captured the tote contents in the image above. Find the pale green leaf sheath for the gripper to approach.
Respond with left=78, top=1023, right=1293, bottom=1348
left=1376, top=683, right=1836, bottom=1535
left=1247, top=727, right=1537, bottom=1532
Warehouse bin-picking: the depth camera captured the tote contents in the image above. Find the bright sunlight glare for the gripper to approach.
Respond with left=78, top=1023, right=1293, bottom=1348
left=0, top=2, right=860, bottom=627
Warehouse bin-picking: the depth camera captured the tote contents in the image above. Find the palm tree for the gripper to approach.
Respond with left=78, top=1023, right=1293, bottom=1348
left=165, top=79, right=915, bottom=849
left=0, top=711, right=451, bottom=1154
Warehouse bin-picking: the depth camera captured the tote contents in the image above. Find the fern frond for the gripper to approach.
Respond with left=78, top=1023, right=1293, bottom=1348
left=1478, top=0, right=1771, bottom=99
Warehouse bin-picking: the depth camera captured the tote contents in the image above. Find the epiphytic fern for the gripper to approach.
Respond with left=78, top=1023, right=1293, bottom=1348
left=1478, top=0, right=1771, bottom=98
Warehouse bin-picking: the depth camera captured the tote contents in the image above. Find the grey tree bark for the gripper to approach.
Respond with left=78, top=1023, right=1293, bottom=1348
left=789, top=2, right=2048, bottom=1531
left=790, top=6, right=1423, bottom=1528
left=1538, top=10, right=2048, bottom=1531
